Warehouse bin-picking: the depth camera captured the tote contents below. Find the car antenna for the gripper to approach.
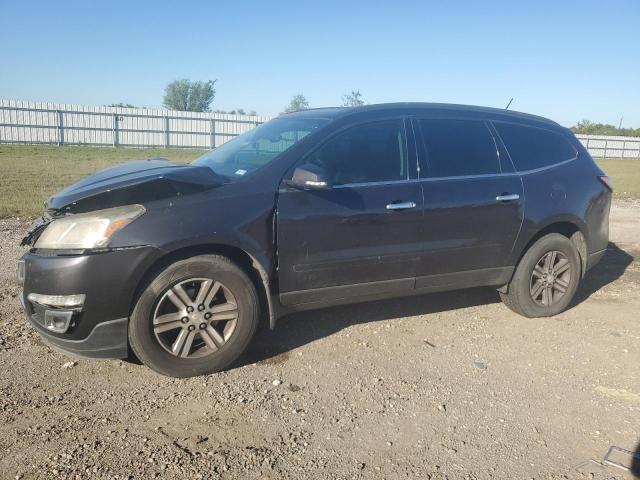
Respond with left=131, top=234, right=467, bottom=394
left=505, top=98, right=514, bottom=110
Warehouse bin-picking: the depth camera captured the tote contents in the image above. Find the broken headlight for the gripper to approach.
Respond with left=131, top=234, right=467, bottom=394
left=34, top=204, right=145, bottom=250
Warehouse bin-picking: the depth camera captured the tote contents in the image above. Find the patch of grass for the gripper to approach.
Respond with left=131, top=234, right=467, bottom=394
left=596, top=159, right=640, bottom=199
left=0, top=145, right=638, bottom=218
left=0, top=145, right=207, bottom=218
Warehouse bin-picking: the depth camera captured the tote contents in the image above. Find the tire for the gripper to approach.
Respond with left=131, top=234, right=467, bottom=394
left=129, top=255, right=259, bottom=378
left=500, top=233, right=581, bottom=318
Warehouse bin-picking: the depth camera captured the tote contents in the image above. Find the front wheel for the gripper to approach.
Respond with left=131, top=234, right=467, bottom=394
left=129, top=255, right=259, bottom=377
left=500, top=233, right=581, bottom=318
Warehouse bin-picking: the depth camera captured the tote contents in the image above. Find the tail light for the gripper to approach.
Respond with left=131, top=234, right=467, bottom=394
left=598, top=175, right=612, bottom=191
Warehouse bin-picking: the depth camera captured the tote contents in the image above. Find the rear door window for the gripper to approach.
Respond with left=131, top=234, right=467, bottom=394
left=493, top=122, right=577, bottom=172
left=417, top=119, right=500, bottom=177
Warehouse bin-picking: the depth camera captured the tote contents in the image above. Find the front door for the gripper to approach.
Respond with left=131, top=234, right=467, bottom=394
left=276, top=118, right=422, bottom=305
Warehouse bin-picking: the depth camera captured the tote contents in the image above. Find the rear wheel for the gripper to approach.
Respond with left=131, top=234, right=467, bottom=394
left=129, top=255, right=259, bottom=377
left=500, top=233, right=581, bottom=317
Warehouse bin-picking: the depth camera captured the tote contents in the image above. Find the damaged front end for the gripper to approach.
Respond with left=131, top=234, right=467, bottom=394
left=17, top=157, right=229, bottom=357
left=21, top=214, right=53, bottom=246
left=21, top=158, right=226, bottom=247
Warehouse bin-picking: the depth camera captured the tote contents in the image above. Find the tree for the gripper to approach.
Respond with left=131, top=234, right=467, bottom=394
left=163, top=79, right=216, bottom=112
left=284, top=94, right=309, bottom=113
left=342, top=90, right=364, bottom=107
left=213, top=108, right=255, bottom=116
left=571, top=119, right=640, bottom=137
left=573, top=120, right=595, bottom=133
left=107, top=102, right=138, bottom=108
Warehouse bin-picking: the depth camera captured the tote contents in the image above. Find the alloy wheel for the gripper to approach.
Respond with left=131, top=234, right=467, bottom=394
left=529, top=250, right=571, bottom=307
left=152, top=278, right=238, bottom=358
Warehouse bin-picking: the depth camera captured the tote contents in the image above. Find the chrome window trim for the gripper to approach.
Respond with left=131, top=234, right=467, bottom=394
left=278, top=178, right=419, bottom=192
left=415, top=156, right=576, bottom=182
left=332, top=179, right=420, bottom=189
left=328, top=170, right=520, bottom=187
left=415, top=171, right=520, bottom=183
left=278, top=156, right=576, bottom=192
left=516, top=155, right=577, bottom=175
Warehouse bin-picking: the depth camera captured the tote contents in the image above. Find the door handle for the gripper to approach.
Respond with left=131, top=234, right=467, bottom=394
left=386, top=201, right=417, bottom=211
left=495, top=194, right=520, bottom=202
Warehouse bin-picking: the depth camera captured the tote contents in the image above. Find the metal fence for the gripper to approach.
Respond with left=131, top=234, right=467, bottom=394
left=1, top=99, right=639, bottom=158
left=575, top=134, right=640, bottom=159
left=0, top=99, right=270, bottom=149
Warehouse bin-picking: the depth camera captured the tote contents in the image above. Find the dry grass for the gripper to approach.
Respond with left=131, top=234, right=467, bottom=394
left=0, top=145, right=637, bottom=218
left=0, top=145, right=206, bottom=218
left=595, top=159, right=640, bottom=199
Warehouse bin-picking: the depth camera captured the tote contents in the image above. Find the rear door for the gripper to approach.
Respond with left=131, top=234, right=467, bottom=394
left=276, top=118, right=422, bottom=305
left=413, top=117, right=524, bottom=288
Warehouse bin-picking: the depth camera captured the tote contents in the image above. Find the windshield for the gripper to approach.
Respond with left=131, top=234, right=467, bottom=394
left=193, top=116, right=330, bottom=178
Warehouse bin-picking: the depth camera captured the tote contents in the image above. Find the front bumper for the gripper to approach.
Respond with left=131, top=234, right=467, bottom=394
left=19, top=245, right=161, bottom=359
left=25, top=307, right=128, bottom=359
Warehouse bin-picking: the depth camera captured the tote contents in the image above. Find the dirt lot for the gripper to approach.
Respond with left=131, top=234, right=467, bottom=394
left=0, top=201, right=639, bottom=480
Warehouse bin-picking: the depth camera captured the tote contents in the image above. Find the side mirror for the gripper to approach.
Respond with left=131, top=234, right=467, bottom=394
left=286, top=163, right=332, bottom=190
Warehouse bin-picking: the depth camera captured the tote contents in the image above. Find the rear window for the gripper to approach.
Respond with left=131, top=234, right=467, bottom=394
left=493, top=122, right=577, bottom=172
left=418, top=119, right=500, bottom=177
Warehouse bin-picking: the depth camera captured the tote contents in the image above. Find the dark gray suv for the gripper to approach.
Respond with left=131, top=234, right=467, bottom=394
left=18, top=103, right=611, bottom=377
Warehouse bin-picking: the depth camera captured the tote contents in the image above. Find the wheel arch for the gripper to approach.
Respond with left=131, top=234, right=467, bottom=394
left=130, top=243, right=277, bottom=330
left=500, top=220, right=587, bottom=293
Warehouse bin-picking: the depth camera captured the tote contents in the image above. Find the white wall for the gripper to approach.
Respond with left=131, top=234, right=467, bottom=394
left=1, top=99, right=639, bottom=158
left=0, top=99, right=270, bottom=148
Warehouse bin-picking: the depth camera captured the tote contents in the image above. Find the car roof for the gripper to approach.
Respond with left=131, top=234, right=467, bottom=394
left=280, top=102, right=559, bottom=127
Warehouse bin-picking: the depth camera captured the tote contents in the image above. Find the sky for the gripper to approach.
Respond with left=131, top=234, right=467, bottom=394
left=1, top=0, right=639, bottom=127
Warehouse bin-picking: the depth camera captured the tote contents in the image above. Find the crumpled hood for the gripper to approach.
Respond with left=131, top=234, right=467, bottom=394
left=46, top=158, right=225, bottom=213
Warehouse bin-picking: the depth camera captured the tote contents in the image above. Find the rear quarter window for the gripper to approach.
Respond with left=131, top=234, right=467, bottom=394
left=493, top=122, right=577, bottom=172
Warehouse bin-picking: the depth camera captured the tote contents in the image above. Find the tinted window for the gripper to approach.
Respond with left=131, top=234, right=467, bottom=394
left=194, top=117, right=329, bottom=179
left=418, top=119, right=500, bottom=177
left=308, top=120, right=407, bottom=185
left=493, top=122, right=577, bottom=171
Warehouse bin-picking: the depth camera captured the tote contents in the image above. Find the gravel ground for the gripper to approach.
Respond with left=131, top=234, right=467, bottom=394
left=1, top=202, right=639, bottom=480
